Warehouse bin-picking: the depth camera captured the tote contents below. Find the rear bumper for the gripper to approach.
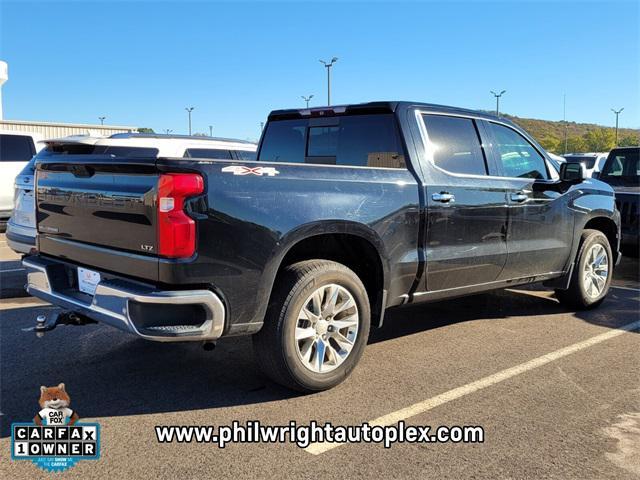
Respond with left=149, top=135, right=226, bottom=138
left=6, top=221, right=36, bottom=254
left=23, top=256, right=225, bottom=342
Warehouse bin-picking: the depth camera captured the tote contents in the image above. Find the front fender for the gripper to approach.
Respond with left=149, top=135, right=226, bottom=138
left=545, top=183, right=620, bottom=289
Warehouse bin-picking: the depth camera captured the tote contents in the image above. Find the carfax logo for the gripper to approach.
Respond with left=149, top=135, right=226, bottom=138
left=11, top=383, right=101, bottom=472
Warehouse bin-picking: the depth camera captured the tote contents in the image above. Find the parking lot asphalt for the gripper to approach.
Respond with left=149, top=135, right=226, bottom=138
left=0, top=233, right=638, bottom=479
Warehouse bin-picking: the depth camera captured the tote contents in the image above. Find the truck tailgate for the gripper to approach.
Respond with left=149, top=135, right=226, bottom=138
left=36, top=156, right=160, bottom=279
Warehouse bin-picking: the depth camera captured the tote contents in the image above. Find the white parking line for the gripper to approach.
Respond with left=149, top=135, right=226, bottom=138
left=0, top=298, right=50, bottom=310
left=611, top=285, right=640, bottom=292
left=305, top=319, right=640, bottom=455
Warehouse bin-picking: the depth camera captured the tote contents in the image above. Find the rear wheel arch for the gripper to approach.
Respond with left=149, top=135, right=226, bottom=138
left=269, top=230, right=387, bottom=328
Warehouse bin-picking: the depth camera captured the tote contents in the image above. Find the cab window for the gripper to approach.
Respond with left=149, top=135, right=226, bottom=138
left=0, top=134, right=36, bottom=162
left=184, top=148, right=233, bottom=159
left=489, top=123, right=548, bottom=179
left=258, top=114, right=406, bottom=168
left=421, top=115, right=487, bottom=175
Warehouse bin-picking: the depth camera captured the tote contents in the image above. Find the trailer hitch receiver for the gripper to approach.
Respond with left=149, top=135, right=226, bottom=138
left=23, top=312, right=97, bottom=338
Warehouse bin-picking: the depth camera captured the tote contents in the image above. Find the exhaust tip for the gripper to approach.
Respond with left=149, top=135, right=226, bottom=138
left=202, top=341, right=216, bottom=351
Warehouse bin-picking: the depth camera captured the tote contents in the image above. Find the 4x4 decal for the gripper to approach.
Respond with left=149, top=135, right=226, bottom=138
left=221, top=165, right=279, bottom=177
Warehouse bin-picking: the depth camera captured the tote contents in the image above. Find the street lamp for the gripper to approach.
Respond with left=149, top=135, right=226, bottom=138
left=185, top=107, right=195, bottom=135
left=562, top=94, right=568, bottom=154
left=611, top=107, right=624, bottom=146
left=490, top=90, right=506, bottom=117
left=98, top=116, right=106, bottom=126
left=319, top=57, right=338, bottom=106
left=301, top=95, right=314, bottom=108
left=164, top=129, right=173, bottom=135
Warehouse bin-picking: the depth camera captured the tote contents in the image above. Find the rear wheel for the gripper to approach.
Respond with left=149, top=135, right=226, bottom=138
left=253, top=260, right=370, bottom=392
left=555, top=229, right=613, bottom=310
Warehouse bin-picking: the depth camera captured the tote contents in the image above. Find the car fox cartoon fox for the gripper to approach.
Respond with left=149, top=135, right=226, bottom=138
left=33, top=383, right=79, bottom=426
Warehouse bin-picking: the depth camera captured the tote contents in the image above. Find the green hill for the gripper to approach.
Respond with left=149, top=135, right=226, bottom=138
left=501, top=114, right=639, bottom=154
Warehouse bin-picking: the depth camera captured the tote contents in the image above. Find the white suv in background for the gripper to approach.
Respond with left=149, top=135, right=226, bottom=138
left=563, top=152, right=609, bottom=178
left=6, top=133, right=257, bottom=254
left=0, top=130, right=44, bottom=226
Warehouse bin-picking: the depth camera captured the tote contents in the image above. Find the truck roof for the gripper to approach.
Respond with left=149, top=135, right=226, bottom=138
left=42, top=133, right=258, bottom=156
left=268, top=101, right=513, bottom=124
left=609, top=146, right=639, bottom=151
left=108, top=133, right=256, bottom=145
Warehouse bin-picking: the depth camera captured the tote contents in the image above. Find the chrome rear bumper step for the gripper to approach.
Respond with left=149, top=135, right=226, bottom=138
left=23, top=256, right=225, bottom=342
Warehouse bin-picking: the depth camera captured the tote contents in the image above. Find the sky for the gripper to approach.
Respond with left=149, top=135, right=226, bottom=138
left=0, top=0, right=638, bottom=140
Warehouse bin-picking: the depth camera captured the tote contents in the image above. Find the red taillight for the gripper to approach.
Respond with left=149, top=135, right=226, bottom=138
left=157, top=173, right=204, bottom=258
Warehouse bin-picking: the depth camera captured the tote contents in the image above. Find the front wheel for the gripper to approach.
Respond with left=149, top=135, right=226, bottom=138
left=253, top=260, right=371, bottom=392
left=555, top=229, right=613, bottom=310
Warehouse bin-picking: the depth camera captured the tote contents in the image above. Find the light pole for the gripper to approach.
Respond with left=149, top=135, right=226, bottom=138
left=301, top=95, right=314, bottom=108
left=209, top=125, right=213, bottom=137
left=185, top=107, right=195, bottom=135
left=490, top=90, right=506, bottom=117
left=98, top=116, right=106, bottom=125
left=563, top=94, right=568, bottom=154
left=164, top=129, right=173, bottom=135
left=611, top=107, right=624, bottom=146
left=319, top=57, right=338, bottom=106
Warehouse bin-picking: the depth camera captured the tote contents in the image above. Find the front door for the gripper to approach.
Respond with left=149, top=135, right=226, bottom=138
left=483, top=121, right=573, bottom=278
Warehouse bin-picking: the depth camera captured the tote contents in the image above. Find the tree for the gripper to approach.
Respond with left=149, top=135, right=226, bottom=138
left=582, top=128, right=615, bottom=152
left=619, top=134, right=639, bottom=147
left=565, top=135, right=587, bottom=153
left=539, top=135, right=561, bottom=153
left=137, top=127, right=155, bottom=133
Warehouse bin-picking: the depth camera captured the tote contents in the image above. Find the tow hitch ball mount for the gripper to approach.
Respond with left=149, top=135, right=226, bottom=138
left=23, top=312, right=97, bottom=338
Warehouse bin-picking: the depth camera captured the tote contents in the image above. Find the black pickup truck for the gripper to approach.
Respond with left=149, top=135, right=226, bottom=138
left=24, top=102, right=621, bottom=391
left=596, top=146, right=639, bottom=255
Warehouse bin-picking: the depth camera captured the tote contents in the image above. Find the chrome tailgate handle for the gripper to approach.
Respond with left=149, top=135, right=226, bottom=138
left=432, top=192, right=455, bottom=203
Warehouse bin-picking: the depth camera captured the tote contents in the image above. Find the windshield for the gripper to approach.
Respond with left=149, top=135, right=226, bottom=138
left=37, top=143, right=159, bottom=158
left=563, top=155, right=597, bottom=169
left=600, top=149, right=640, bottom=185
left=37, top=143, right=96, bottom=157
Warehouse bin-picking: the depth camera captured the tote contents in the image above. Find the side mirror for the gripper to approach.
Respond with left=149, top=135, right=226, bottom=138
left=560, top=161, right=586, bottom=182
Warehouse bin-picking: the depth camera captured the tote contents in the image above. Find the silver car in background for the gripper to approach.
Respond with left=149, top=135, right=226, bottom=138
left=563, top=152, right=609, bottom=178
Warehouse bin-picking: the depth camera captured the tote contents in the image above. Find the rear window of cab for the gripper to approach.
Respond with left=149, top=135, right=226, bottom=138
left=258, top=114, right=406, bottom=169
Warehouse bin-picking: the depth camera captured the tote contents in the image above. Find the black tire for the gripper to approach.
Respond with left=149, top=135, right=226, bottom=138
left=555, top=229, right=613, bottom=310
left=253, top=260, right=371, bottom=392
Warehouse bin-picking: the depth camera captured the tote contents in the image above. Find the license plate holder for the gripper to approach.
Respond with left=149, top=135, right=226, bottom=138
left=77, top=267, right=101, bottom=296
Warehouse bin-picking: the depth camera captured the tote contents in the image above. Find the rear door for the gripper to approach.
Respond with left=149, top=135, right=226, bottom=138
left=417, top=113, right=509, bottom=291
left=483, top=121, right=573, bottom=278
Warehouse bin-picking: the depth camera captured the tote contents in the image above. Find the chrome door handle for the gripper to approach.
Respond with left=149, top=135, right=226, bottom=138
left=432, top=192, right=455, bottom=203
left=510, top=192, right=528, bottom=202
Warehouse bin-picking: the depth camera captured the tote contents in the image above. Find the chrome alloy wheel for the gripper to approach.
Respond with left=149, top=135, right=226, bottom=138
left=582, top=243, right=609, bottom=298
left=294, top=284, right=359, bottom=373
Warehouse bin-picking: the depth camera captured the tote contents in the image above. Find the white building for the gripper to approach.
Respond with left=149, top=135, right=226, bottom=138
left=0, top=119, right=136, bottom=139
